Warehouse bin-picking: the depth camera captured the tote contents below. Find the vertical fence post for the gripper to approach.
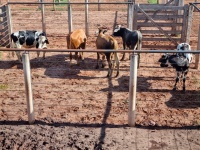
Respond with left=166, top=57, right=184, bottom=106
left=128, top=54, right=138, bottom=126
left=53, top=0, right=55, bottom=11
left=68, top=0, right=73, bottom=33
left=22, top=52, right=35, bottom=124
left=185, top=5, right=193, bottom=43
left=85, top=0, right=89, bottom=36
left=6, top=4, right=12, bottom=48
left=177, top=0, right=184, bottom=32
left=195, top=25, right=200, bottom=69
left=127, top=0, right=133, bottom=30
left=41, top=0, right=46, bottom=32
left=98, top=0, right=101, bottom=11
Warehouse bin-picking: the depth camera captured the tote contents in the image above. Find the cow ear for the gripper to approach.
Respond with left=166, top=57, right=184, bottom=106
left=40, top=32, right=46, bottom=36
left=36, top=38, right=39, bottom=41
left=116, top=24, right=121, bottom=29
left=45, top=39, right=49, bottom=44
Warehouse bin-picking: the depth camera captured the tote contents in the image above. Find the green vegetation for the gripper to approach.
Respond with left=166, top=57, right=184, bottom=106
left=55, top=0, right=68, bottom=6
left=0, top=84, right=8, bottom=90
left=148, top=0, right=158, bottom=4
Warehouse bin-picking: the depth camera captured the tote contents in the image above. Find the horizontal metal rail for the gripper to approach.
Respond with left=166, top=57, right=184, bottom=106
left=7, top=2, right=133, bottom=5
left=0, top=48, right=200, bottom=54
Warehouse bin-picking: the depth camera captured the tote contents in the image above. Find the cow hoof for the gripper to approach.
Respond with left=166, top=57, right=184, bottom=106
left=172, top=87, right=176, bottom=91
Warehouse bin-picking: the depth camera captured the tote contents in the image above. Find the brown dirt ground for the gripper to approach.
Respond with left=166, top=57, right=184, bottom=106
left=0, top=1, right=200, bottom=149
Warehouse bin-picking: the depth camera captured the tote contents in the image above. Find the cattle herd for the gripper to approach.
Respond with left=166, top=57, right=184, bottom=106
left=10, top=25, right=193, bottom=91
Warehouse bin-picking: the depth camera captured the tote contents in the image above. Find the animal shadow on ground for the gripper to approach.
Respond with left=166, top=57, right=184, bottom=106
left=100, top=75, right=200, bottom=108
left=166, top=90, right=200, bottom=108
left=0, top=60, right=23, bottom=69
left=32, top=54, right=112, bottom=80
left=0, top=53, right=110, bottom=80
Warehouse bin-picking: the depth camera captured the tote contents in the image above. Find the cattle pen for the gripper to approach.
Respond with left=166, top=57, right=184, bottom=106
left=0, top=0, right=200, bottom=128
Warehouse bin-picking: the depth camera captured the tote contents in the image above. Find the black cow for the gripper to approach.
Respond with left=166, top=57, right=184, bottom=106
left=11, top=30, right=49, bottom=62
left=113, top=25, right=142, bottom=67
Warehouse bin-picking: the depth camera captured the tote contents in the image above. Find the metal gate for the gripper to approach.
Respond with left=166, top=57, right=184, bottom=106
left=133, top=3, right=191, bottom=49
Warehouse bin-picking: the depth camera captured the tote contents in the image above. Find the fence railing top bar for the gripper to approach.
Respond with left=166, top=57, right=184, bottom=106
left=190, top=2, right=200, bottom=5
left=1, top=48, right=200, bottom=54
left=7, top=2, right=133, bottom=5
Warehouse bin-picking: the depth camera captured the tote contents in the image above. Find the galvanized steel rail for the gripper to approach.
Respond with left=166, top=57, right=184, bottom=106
left=0, top=48, right=200, bottom=54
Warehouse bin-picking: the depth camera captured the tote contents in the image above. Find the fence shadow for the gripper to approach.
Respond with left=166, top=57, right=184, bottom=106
left=0, top=120, right=199, bottom=130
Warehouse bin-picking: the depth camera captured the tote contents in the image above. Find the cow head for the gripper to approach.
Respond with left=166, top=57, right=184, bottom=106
left=36, top=32, right=49, bottom=49
left=95, top=26, right=108, bottom=36
left=158, top=53, right=169, bottom=67
left=113, top=24, right=122, bottom=36
left=177, top=43, right=193, bottom=63
left=177, top=43, right=191, bottom=51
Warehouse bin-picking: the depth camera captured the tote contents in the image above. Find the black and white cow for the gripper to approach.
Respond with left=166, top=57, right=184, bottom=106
left=159, top=53, right=190, bottom=92
left=113, top=25, right=142, bottom=67
left=11, top=30, right=49, bottom=62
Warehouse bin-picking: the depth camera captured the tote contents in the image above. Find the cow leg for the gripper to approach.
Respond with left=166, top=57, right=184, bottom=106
left=114, top=52, right=120, bottom=77
left=106, top=55, right=112, bottom=78
left=14, top=43, right=22, bottom=62
left=182, top=71, right=188, bottom=92
left=16, top=51, right=22, bottom=62
left=137, top=54, right=140, bottom=68
left=80, top=42, right=86, bottom=62
left=43, top=52, right=46, bottom=59
left=79, top=51, right=84, bottom=62
left=96, top=53, right=100, bottom=69
left=173, top=71, right=180, bottom=91
left=37, top=51, right=40, bottom=59
left=102, top=55, right=106, bottom=68
left=69, top=52, right=73, bottom=64
left=75, top=52, right=79, bottom=64
left=121, top=43, right=126, bottom=61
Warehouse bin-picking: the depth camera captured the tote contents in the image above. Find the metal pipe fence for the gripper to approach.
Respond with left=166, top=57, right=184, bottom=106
left=0, top=48, right=200, bottom=126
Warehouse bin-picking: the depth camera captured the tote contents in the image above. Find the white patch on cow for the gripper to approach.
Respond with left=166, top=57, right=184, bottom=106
left=113, top=28, right=120, bottom=33
left=177, top=43, right=193, bottom=63
left=38, top=36, right=47, bottom=49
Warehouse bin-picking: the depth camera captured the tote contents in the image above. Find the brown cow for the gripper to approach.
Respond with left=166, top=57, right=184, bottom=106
left=96, top=27, right=120, bottom=78
left=66, top=29, right=87, bottom=65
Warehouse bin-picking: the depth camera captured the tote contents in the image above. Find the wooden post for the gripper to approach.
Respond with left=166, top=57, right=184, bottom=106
left=38, top=0, right=41, bottom=9
left=127, top=0, right=133, bottom=30
left=68, top=0, right=73, bottom=33
left=22, top=52, right=35, bottom=124
left=185, top=5, right=193, bottom=43
left=133, top=4, right=138, bottom=30
left=98, top=0, right=101, bottom=11
left=53, top=0, right=55, bottom=11
left=128, top=54, right=138, bottom=126
left=85, top=0, right=89, bottom=36
left=6, top=4, right=12, bottom=48
left=41, top=0, right=46, bottom=32
left=195, top=25, right=200, bottom=69
left=177, top=0, right=184, bottom=32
